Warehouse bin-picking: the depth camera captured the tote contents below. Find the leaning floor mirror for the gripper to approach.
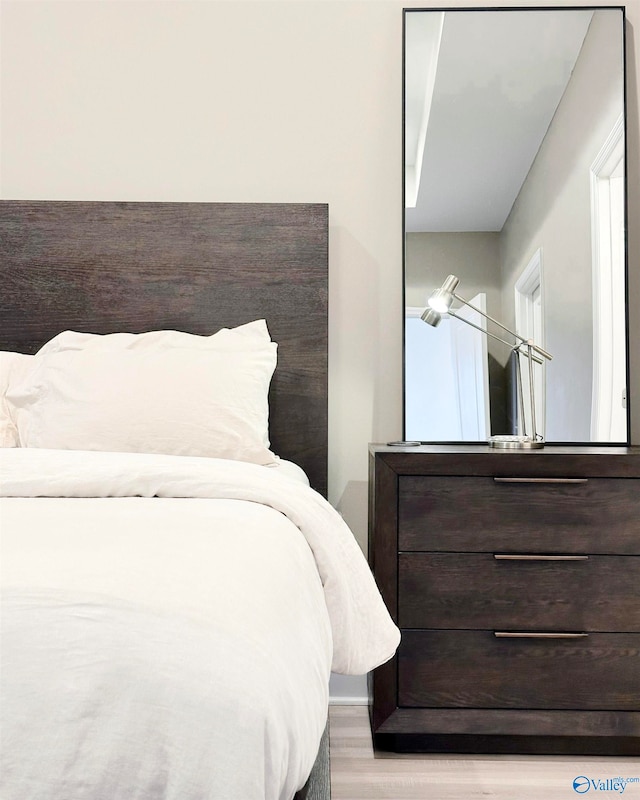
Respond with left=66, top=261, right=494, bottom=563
left=404, top=6, right=629, bottom=446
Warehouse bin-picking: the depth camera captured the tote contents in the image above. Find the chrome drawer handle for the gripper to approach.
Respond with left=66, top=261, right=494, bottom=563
left=494, top=554, right=590, bottom=561
left=493, top=477, right=588, bottom=484
left=494, top=632, right=589, bottom=639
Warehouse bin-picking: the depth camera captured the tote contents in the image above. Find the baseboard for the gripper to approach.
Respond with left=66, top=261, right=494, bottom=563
left=329, top=673, right=368, bottom=705
left=329, top=695, right=368, bottom=705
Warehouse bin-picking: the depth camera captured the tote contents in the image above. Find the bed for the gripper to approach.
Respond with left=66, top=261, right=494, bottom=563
left=0, top=201, right=400, bottom=800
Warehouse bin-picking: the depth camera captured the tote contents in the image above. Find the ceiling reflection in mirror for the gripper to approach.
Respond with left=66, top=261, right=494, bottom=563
left=404, top=7, right=628, bottom=444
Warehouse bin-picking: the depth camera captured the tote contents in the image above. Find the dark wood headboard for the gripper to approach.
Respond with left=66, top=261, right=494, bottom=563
left=0, top=201, right=328, bottom=496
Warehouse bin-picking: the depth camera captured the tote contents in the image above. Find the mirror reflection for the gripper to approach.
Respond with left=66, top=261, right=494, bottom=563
left=404, top=7, right=628, bottom=444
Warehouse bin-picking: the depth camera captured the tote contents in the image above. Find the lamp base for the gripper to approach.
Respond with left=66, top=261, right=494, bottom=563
left=488, top=435, right=544, bottom=450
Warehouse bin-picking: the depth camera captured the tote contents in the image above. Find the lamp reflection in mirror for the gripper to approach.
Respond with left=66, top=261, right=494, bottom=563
left=422, top=275, right=553, bottom=450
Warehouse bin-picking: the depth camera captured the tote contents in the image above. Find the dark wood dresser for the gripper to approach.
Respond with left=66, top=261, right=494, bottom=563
left=368, top=444, right=640, bottom=755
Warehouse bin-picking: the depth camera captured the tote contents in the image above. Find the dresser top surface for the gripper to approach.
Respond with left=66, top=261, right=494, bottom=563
left=371, top=444, right=640, bottom=456
left=369, top=444, right=640, bottom=478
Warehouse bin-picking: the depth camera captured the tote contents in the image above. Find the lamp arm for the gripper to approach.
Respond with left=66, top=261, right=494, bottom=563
left=447, top=309, right=544, bottom=365
left=527, top=341, right=553, bottom=361
left=452, top=292, right=552, bottom=361
left=452, top=292, right=524, bottom=340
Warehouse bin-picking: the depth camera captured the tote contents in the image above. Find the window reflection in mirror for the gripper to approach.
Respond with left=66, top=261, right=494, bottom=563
left=404, top=7, right=628, bottom=444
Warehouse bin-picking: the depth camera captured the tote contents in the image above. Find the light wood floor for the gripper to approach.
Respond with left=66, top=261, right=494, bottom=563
left=329, top=706, right=639, bottom=800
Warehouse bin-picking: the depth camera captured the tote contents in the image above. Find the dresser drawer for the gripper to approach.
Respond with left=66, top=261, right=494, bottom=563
left=398, top=630, right=640, bottom=710
left=399, top=476, right=640, bottom=554
left=399, top=553, right=640, bottom=631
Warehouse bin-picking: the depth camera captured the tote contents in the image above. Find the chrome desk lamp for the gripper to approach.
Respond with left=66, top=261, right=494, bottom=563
left=422, top=275, right=553, bottom=450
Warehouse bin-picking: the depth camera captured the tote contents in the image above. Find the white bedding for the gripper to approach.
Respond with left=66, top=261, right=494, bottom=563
left=0, top=449, right=399, bottom=800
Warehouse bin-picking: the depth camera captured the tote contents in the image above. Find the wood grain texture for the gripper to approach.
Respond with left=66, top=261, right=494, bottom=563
left=399, top=475, right=640, bottom=553
left=0, top=201, right=328, bottom=495
left=376, top=708, right=640, bottom=738
left=398, top=630, right=640, bottom=710
left=367, top=451, right=399, bottom=730
left=399, top=553, right=640, bottom=631
left=329, top=706, right=640, bottom=799
left=372, top=444, right=640, bottom=477
left=368, top=445, right=640, bottom=754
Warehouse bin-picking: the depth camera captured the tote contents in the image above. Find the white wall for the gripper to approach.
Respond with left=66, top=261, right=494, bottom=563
left=2, top=0, right=639, bottom=702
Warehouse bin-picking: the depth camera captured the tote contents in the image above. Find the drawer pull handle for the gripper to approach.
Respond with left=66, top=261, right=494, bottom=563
left=494, top=554, right=590, bottom=561
left=493, top=477, right=588, bottom=484
left=494, top=632, right=589, bottom=639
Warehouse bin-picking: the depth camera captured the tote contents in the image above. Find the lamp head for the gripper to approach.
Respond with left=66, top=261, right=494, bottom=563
left=421, top=307, right=443, bottom=327
left=427, top=274, right=459, bottom=313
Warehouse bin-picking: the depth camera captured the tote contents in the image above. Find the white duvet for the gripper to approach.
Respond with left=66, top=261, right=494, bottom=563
left=0, top=449, right=400, bottom=800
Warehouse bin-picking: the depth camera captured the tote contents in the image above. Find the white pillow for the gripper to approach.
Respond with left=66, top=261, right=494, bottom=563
left=8, top=342, right=278, bottom=465
left=37, top=319, right=271, bottom=355
left=0, top=352, right=34, bottom=447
